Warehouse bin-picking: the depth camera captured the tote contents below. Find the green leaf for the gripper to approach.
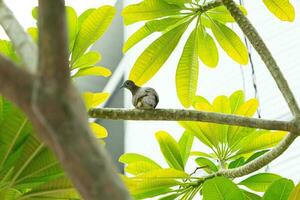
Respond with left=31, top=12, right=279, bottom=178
left=71, top=51, right=101, bottom=69
left=262, top=178, right=294, bottom=200
left=207, top=5, right=247, bottom=23
left=159, top=193, right=182, bottom=200
left=236, top=130, right=287, bottom=155
left=71, top=6, right=116, bottom=63
left=239, top=173, right=282, bottom=192
left=119, top=153, right=161, bottom=168
left=78, top=8, right=95, bottom=29
left=125, top=161, right=161, bottom=175
left=190, top=151, right=215, bottom=158
left=129, top=21, right=189, bottom=86
left=72, top=66, right=111, bottom=78
left=178, top=131, right=194, bottom=166
left=289, top=181, right=300, bottom=200
left=243, top=190, right=262, bottom=200
left=155, top=131, right=184, bottom=170
left=228, top=157, right=245, bottom=169
left=122, top=0, right=182, bottom=25
left=0, top=40, right=19, bottom=62
left=176, top=28, right=199, bottom=108
left=66, top=6, right=78, bottom=53
left=202, top=176, right=245, bottom=200
left=195, top=157, right=218, bottom=174
left=198, top=26, right=218, bottom=67
left=123, top=17, right=182, bottom=52
left=82, top=92, right=110, bottom=110
left=211, top=20, right=248, bottom=65
left=32, top=7, right=38, bottom=20
left=229, top=90, right=245, bottom=113
left=262, top=0, right=295, bottom=22
left=244, top=150, right=269, bottom=164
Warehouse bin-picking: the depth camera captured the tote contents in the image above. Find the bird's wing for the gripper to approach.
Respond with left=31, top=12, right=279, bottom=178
left=144, top=88, right=159, bottom=103
left=133, top=88, right=159, bottom=107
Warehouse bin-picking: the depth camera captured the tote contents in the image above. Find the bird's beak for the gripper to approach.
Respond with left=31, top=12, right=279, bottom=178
left=119, top=84, right=125, bottom=89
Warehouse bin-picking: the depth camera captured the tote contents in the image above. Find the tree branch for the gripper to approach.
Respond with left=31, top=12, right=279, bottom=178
left=221, top=0, right=300, bottom=117
left=38, top=0, right=69, bottom=84
left=0, top=0, right=37, bottom=71
left=89, top=108, right=295, bottom=132
left=200, top=0, right=222, bottom=12
left=0, top=54, right=34, bottom=110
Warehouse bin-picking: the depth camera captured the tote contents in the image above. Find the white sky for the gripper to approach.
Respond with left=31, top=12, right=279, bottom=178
left=0, top=0, right=116, bottom=39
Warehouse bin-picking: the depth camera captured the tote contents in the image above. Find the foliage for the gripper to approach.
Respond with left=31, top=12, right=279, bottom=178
left=0, top=4, right=115, bottom=199
left=119, top=91, right=292, bottom=199
left=122, top=0, right=296, bottom=108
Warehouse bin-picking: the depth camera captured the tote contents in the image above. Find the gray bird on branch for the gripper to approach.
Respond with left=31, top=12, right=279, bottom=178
left=120, top=80, right=159, bottom=109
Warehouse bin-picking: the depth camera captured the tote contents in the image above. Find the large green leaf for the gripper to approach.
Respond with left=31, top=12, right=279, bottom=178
left=202, top=176, right=245, bottom=200
left=262, top=0, right=295, bottom=22
left=155, top=131, right=184, bottom=170
left=0, top=98, right=78, bottom=198
left=211, top=20, right=248, bottom=65
left=262, top=178, right=294, bottom=200
left=289, top=181, right=300, bottom=200
left=178, top=131, right=194, bottom=166
left=243, top=190, right=262, bottom=200
left=198, top=26, right=219, bottom=67
left=122, top=0, right=182, bottom=25
left=195, top=157, right=218, bottom=174
left=207, top=5, right=247, bottom=23
left=71, top=51, right=101, bottom=70
left=123, top=17, right=184, bottom=52
left=129, top=21, right=189, bottom=86
left=71, top=6, right=116, bottom=63
left=66, top=6, right=78, bottom=53
left=176, top=28, right=199, bottom=108
left=239, top=173, right=282, bottom=192
left=72, top=66, right=111, bottom=78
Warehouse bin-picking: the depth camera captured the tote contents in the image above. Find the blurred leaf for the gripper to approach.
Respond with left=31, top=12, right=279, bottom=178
left=82, top=92, right=110, bottom=110
left=202, top=176, right=245, bottom=200
left=262, top=0, right=295, bottom=22
left=159, top=193, right=182, bottom=200
left=289, top=181, right=300, bottom=200
left=119, top=153, right=161, bottom=168
left=0, top=40, right=19, bottom=62
left=122, top=0, right=182, bottom=25
left=178, top=131, right=194, bottom=166
left=176, top=29, right=199, bottom=108
left=71, top=6, right=115, bottom=63
left=239, top=173, right=282, bottom=192
left=211, top=20, right=248, bottom=65
left=262, top=178, right=294, bottom=200
left=27, top=27, right=38, bottom=43
left=71, top=51, right=101, bottom=69
left=198, top=26, right=218, bottom=67
left=89, top=122, right=108, bottom=139
left=72, top=66, right=111, bottom=78
left=66, top=6, right=78, bottom=53
left=123, top=17, right=183, bottom=52
left=195, top=157, right=218, bottom=173
left=129, top=21, right=189, bottom=86
left=155, top=131, right=184, bottom=170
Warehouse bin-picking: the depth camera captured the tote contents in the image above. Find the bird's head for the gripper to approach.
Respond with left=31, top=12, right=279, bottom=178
left=120, top=80, right=139, bottom=93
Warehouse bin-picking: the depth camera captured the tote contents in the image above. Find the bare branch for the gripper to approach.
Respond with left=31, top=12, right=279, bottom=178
left=200, top=0, right=222, bottom=12
left=89, top=108, right=294, bottom=132
left=38, top=0, right=69, bottom=84
left=221, top=0, right=300, bottom=117
left=0, top=0, right=37, bottom=71
left=0, top=54, right=33, bottom=110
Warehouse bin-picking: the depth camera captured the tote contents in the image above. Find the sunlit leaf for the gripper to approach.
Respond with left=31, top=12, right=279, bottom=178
left=82, top=92, right=110, bottom=110
left=71, top=6, right=115, bottom=63
left=239, top=173, right=282, bottom=192
left=211, top=20, right=248, bottom=65
left=119, top=153, right=161, bottom=168
left=207, top=5, right=247, bottom=23
left=71, top=51, right=101, bottom=69
left=178, top=131, right=194, bottom=166
left=129, top=21, right=189, bottom=86
left=155, top=131, right=184, bottom=170
left=66, top=6, right=78, bottom=53
left=122, top=0, right=182, bottom=25
left=78, top=8, right=95, bottom=29
left=289, top=181, right=300, bottom=200
left=176, top=28, right=199, bottom=108
left=27, top=27, right=38, bottom=43
left=125, top=161, right=161, bottom=175
left=262, top=0, right=295, bottom=22
left=89, top=122, right=108, bottom=139
left=198, top=26, right=218, bottom=67
left=0, top=40, right=19, bottom=62
left=72, top=66, right=111, bottom=78
left=202, top=177, right=245, bottom=200
left=262, top=178, right=294, bottom=200
left=242, top=190, right=262, bottom=200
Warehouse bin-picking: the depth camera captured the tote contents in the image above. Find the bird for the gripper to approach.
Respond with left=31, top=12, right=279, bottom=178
left=120, top=80, right=159, bottom=109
